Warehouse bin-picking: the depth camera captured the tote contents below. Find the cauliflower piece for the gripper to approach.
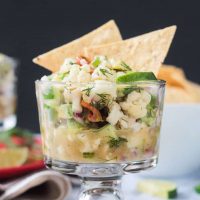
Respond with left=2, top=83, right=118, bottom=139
left=120, top=90, right=151, bottom=119
left=64, top=64, right=80, bottom=82
left=91, top=65, right=115, bottom=81
left=132, top=122, right=143, bottom=132
left=78, top=70, right=91, bottom=83
left=119, top=115, right=143, bottom=131
left=64, top=89, right=72, bottom=103
left=81, top=64, right=91, bottom=73
left=77, top=134, right=101, bottom=152
left=93, top=80, right=117, bottom=99
left=141, top=90, right=151, bottom=104
left=41, top=75, right=49, bottom=81
left=60, top=58, right=77, bottom=72
left=71, top=88, right=82, bottom=113
left=120, top=101, right=147, bottom=119
left=106, top=102, right=124, bottom=125
left=119, top=115, right=133, bottom=129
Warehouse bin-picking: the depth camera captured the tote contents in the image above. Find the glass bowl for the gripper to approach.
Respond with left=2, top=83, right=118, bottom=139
left=36, top=80, right=165, bottom=200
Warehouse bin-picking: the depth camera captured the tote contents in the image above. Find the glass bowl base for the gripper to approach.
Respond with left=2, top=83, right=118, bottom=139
left=44, top=155, right=157, bottom=177
left=44, top=156, right=157, bottom=200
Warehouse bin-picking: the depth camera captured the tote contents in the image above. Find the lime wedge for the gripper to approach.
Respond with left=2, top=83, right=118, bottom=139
left=0, top=147, right=29, bottom=168
left=137, top=180, right=177, bottom=199
left=116, top=72, right=157, bottom=83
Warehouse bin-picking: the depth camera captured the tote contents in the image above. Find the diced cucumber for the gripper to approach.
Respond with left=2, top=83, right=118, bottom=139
left=141, top=116, right=155, bottom=126
left=67, top=119, right=84, bottom=130
left=43, top=87, right=54, bottom=99
left=43, top=86, right=62, bottom=102
left=43, top=99, right=58, bottom=122
left=141, top=95, right=157, bottom=126
left=92, top=57, right=101, bottom=68
left=96, top=125, right=117, bottom=139
left=45, top=106, right=57, bottom=122
left=58, top=104, right=73, bottom=119
left=137, top=180, right=177, bottom=199
left=44, top=99, right=58, bottom=108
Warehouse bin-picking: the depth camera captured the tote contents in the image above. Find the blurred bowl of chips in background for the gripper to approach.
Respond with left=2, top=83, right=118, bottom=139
left=143, top=65, right=200, bottom=177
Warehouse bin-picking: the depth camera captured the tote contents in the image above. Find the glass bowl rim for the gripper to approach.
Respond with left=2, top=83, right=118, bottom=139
left=35, top=79, right=166, bottom=87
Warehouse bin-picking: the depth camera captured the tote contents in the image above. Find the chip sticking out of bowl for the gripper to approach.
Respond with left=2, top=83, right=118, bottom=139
left=83, top=26, right=176, bottom=76
left=33, top=20, right=122, bottom=72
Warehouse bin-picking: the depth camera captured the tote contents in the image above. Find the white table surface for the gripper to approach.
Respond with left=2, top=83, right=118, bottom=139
left=67, top=171, right=200, bottom=200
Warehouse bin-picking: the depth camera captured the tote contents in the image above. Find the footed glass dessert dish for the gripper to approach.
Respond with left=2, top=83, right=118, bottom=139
left=36, top=80, right=165, bottom=200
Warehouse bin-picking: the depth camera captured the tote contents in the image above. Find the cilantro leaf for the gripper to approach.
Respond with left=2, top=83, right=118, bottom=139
left=108, top=137, right=128, bottom=148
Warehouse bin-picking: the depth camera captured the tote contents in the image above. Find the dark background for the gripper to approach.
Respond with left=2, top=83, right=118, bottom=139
left=0, top=0, right=199, bottom=132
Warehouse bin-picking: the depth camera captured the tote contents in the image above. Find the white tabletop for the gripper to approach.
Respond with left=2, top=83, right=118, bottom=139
left=68, top=171, right=200, bottom=200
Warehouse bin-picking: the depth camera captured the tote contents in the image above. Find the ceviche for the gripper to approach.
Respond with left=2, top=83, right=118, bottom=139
left=36, top=56, right=165, bottom=163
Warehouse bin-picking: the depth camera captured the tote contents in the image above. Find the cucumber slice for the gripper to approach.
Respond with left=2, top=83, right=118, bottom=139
left=137, top=180, right=177, bottom=199
left=194, top=184, right=200, bottom=194
left=116, top=72, right=157, bottom=83
left=96, top=125, right=117, bottom=139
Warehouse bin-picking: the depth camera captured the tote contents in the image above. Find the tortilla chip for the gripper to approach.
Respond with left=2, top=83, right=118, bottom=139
left=184, top=81, right=200, bottom=102
left=158, top=64, right=186, bottom=88
left=83, top=26, right=176, bottom=76
left=165, top=86, right=198, bottom=103
left=33, top=20, right=122, bottom=72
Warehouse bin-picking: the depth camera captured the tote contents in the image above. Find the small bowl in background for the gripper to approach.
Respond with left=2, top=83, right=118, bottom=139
left=142, top=104, right=200, bottom=178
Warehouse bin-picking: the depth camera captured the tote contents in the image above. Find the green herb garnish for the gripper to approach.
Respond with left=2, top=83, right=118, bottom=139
left=92, top=57, right=101, bottom=68
left=120, top=61, right=132, bottom=71
left=83, top=152, right=95, bottom=158
left=95, top=93, right=110, bottom=109
left=99, top=68, right=112, bottom=76
left=82, top=86, right=94, bottom=96
left=108, top=137, right=128, bottom=148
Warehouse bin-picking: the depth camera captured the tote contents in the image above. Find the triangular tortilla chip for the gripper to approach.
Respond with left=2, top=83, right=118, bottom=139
left=33, top=20, right=122, bottom=72
left=83, top=26, right=176, bottom=76
left=184, top=81, right=200, bottom=102
left=165, top=86, right=197, bottom=103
